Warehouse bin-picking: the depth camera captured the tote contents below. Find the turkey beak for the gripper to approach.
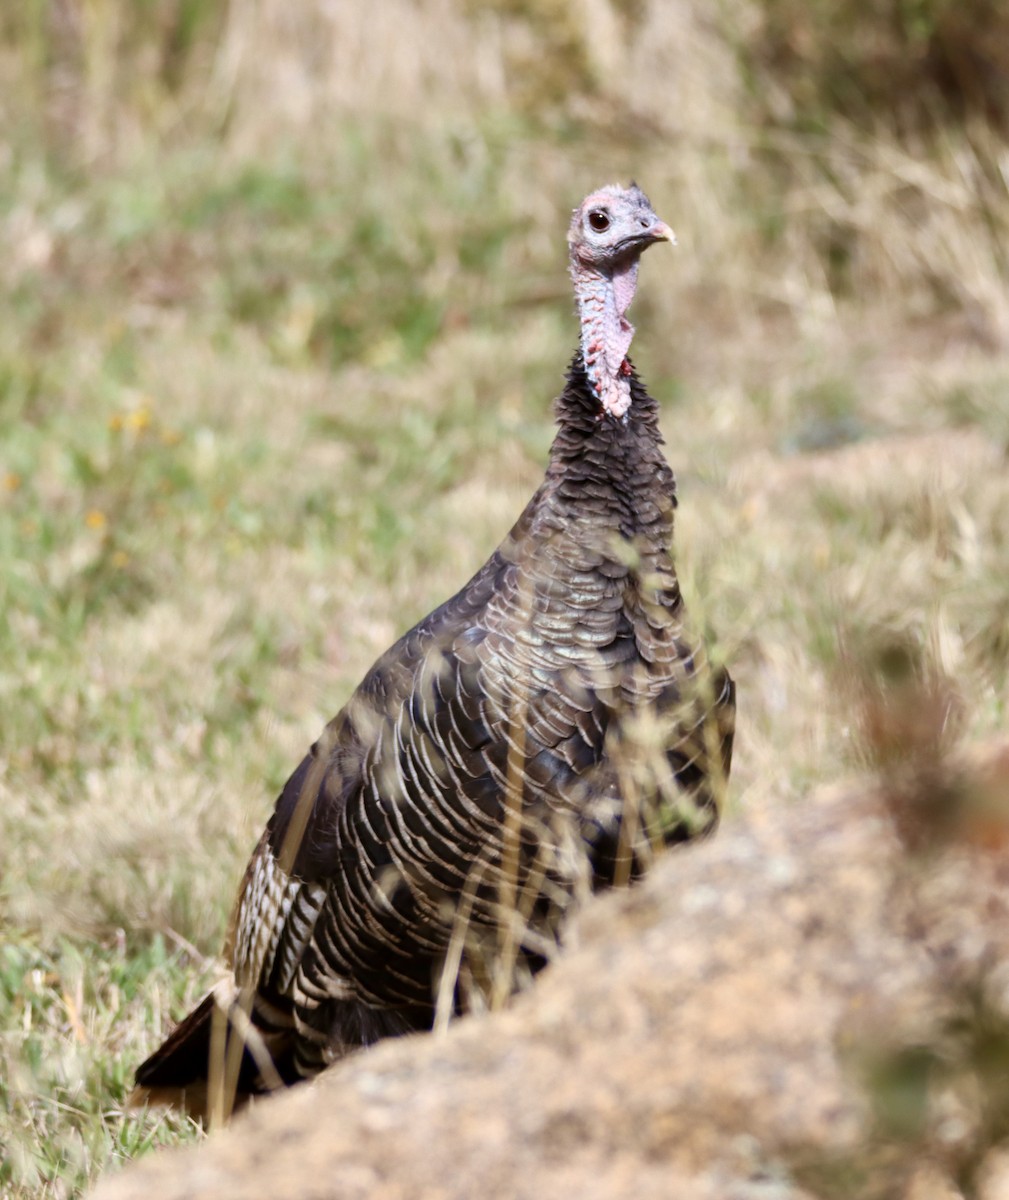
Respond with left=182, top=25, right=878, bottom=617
left=649, top=219, right=676, bottom=246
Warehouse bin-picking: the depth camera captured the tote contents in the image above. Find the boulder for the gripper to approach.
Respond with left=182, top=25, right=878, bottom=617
left=94, top=743, right=1009, bottom=1200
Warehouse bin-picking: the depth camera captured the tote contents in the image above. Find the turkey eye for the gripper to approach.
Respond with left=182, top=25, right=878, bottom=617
left=588, top=209, right=610, bottom=233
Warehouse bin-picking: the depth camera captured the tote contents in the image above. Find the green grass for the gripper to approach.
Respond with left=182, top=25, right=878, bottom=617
left=2, top=937, right=207, bottom=1195
left=1, top=1, right=1008, bottom=1194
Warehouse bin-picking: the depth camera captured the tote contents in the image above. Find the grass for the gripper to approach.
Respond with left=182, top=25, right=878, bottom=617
left=2, top=937, right=206, bottom=1192
left=1, top=0, right=1008, bottom=1195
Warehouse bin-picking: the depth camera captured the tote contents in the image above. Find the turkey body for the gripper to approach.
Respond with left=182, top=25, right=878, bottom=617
left=134, top=189, right=735, bottom=1117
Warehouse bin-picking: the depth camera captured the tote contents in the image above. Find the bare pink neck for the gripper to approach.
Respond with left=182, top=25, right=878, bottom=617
left=570, top=255, right=640, bottom=420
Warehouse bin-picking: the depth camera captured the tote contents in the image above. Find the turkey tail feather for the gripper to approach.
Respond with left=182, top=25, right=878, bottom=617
left=131, top=988, right=292, bottom=1122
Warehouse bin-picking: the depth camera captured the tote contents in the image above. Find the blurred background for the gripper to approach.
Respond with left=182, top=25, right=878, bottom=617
left=1, top=1, right=1008, bottom=1193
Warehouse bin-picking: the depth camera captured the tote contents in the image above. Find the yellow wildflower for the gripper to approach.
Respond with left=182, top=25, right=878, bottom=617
left=125, top=406, right=152, bottom=433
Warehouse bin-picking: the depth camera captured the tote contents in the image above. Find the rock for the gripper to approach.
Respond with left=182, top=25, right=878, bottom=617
left=94, top=742, right=1009, bottom=1200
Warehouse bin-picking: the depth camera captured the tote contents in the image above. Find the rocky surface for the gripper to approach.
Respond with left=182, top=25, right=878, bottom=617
left=94, top=743, right=1009, bottom=1200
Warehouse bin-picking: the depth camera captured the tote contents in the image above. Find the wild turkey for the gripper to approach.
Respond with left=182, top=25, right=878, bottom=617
left=134, top=183, right=735, bottom=1119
